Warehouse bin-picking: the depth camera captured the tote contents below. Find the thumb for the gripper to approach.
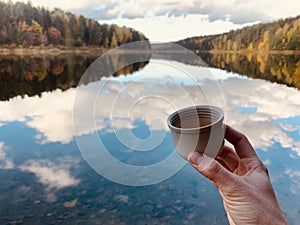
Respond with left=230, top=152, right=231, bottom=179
left=188, top=151, right=234, bottom=187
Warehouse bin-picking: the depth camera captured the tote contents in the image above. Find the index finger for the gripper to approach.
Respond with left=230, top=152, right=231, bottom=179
left=225, top=125, right=258, bottom=159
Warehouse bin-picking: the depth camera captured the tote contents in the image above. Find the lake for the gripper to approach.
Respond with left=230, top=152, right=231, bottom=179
left=0, top=46, right=300, bottom=224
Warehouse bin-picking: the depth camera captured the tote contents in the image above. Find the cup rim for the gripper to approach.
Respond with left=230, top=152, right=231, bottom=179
left=167, top=105, right=224, bottom=133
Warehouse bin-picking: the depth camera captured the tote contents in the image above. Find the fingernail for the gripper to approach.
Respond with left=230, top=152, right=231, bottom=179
left=188, top=151, right=203, bottom=165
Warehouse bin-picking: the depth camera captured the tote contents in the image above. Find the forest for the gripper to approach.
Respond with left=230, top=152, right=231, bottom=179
left=176, top=15, right=300, bottom=52
left=0, top=1, right=148, bottom=48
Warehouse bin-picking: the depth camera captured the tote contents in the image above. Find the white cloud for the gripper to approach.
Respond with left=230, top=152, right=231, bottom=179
left=10, top=0, right=300, bottom=23
left=99, top=15, right=244, bottom=42
left=220, top=77, right=300, bottom=155
left=285, top=168, right=300, bottom=195
left=0, top=89, right=75, bottom=144
left=263, top=159, right=271, bottom=166
left=10, top=0, right=100, bottom=11
left=279, top=123, right=299, bottom=132
left=19, top=157, right=80, bottom=202
left=0, top=142, right=15, bottom=169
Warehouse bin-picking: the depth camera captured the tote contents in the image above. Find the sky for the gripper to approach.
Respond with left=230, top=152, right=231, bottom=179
left=7, top=0, right=300, bottom=42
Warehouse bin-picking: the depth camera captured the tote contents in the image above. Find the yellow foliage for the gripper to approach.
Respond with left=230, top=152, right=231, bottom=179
left=258, top=42, right=264, bottom=50
left=270, top=67, right=276, bottom=76
left=282, top=64, right=292, bottom=84
left=256, top=54, right=268, bottom=73
left=282, top=24, right=290, bottom=33
left=258, top=31, right=269, bottom=50
left=246, top=53, right=253, bottom=62
left=231, top=53, right=237, bottom=62
left=275, top=69, right=282, bottom=80
left=263, top=31, right=269, bottom=50
left=37, top=69, right=48, bottom=81
left=294, top=61, right=300, bottom=77
left=293, top=61, right=300, bottom=89
left=232, top=42, right=237, bottom=51
left=287, top=18, right=300, bottom=41
left=221, top=61, right=225, bottom=69
left=226, top=39, right=232, bottom=51
left=225, top=53, right=230, bottom=64
left=223, top=35, right=227, bottom=43
left=247, top=42, right=254, bottom=50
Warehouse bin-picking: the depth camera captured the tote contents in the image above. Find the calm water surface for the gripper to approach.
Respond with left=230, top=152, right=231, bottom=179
left=0, top=54, right=300, bottom=224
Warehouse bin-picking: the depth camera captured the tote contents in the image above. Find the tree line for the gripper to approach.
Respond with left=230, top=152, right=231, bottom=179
left=177, top=15, right=300, bottom=52
left=0, top=1, right=148, bottom=48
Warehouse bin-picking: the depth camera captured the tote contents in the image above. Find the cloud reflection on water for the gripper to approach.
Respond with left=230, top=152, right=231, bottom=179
left=0, top=142, right=15, bottom=169
left=1, top=61, right=299, bottom=157
left=0, top=60, right=299, bottom=221
left=19, top=157, right=81, bottom=202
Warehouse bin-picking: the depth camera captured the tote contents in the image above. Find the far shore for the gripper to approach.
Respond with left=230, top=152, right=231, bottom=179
left=0, top=46, right=300, bottom=56
left=207, top=49, right=300, bottom=55
left=0, top=46, right=108, bottom=56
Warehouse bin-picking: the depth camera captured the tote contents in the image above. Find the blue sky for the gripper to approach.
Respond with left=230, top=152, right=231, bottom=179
left=8, top=0, right=300, bottom=41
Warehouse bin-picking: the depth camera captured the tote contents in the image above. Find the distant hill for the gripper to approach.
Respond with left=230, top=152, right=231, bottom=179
left=0, top=1, right=148, bottom=48
left=176, top=15, right=300, bottom=52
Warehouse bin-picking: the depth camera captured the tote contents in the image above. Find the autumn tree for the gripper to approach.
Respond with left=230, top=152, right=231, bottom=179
left=177, top=15, right=300, bottom=52
left=0, top=1, right=148, bottom=48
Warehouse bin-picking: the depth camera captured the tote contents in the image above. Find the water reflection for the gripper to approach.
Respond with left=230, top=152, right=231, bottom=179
left=0, top=56, right=300, bottom=223
left=200, top=52, right=300, bottom=90
left=19, top=157, right=81, bottom=202
left=0, top=55, right=149, bottom=101
left=221, top=75, right=300, bottom=156
left=1, top=63, right=299, bottom=155
left=1, top=51, right=299, bottom=101
left=0, top=141, right=14, bottom=169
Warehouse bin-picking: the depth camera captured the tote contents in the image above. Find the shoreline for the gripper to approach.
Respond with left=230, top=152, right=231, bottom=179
left=1, top=46, right=300, bottom=56
left=207, top=49, right=300, bottom=55
left=0, top=46, right=108, bottom=56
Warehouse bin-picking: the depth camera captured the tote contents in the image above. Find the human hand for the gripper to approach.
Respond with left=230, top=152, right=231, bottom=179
left=188, top=125, right=289, bottom=225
